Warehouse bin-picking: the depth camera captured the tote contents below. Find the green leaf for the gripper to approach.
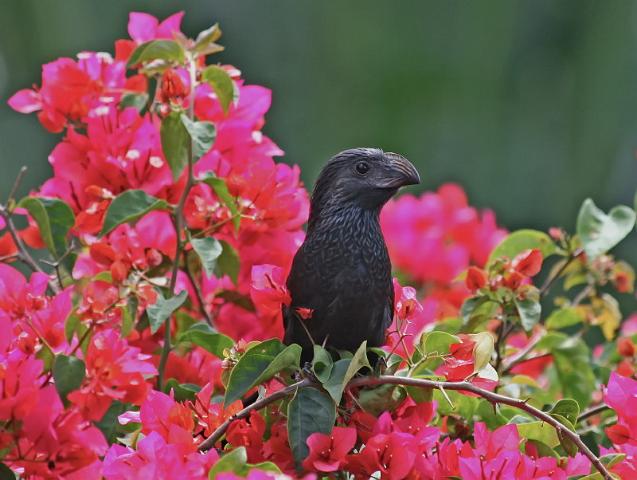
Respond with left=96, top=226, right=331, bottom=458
left=422, top=331, right=459, bottom=355
left=224, top=339, right=301, bottom=406
left=127, top=40, right=185, bottom=67
left=545, top=307, right=583, bottom=330
left=193, top=23, right=224, bottom=55
left=19, top=197, right=74, bottom=257
left=514, top=297, right=541, bottom=331
left=488, top=229, right=557, bottom=264
left=208, top=447, right=248, bottom=477
left=53, top=354, right=85, bottom=403
left=164, top=379, right=201, bottom=401
left=120, top=92, right=148, bottom=111
left=64, top=313, right=80, bottom=344
left=552, top=337, right=596, bottom=408
left=100, top=190, right=168, bottom=236
left=516, top=420, right=560, bottom=448
left=0, top=463, right=16, bottom=480
left=199, top=173, right=240, bottom=231
left=576, top=198, right=636, bottom=259
left=312, top=345, right=334, bottom=383
left=550, top=398, right=580, bottom=425
left=202, top=65, right=234, bottom=113
left=287, top=387, right=336, bottom=468
left=215, top=240, right=240, bottom=283
left=147, top=290, right=188, bottom=334
left=178, top=322, right=234, bottom=358
left=321, top=341, right=370, bottom=403
left=359, top=384, right=408, bottom=415
left=180, top=115, right=216, bottom=162
left=161, top=111, right=190, bottom=180
left=121, top=297, right=138, bottom=338
left=96, top=401, right=128, bottom=444
left=460, top=296, right=498, bottom=332
left=190, top=237, right=223, bottom=277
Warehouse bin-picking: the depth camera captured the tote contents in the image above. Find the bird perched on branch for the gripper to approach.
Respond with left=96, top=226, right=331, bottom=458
left=283, top=148, right=420, bottom=360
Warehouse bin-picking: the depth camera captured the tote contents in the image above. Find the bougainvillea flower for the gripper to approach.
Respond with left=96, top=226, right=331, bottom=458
left=302, top=426, right=357, bottom=473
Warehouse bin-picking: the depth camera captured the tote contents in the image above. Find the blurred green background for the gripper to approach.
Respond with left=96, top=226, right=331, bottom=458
left=1, top=1, right=636, bottom=263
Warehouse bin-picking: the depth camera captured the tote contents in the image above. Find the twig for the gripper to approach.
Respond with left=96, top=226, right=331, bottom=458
left=572, top=283, right=594, bottom=307
left=199, top=373, right=612, bottom=479
left=157, top=53, right=198, bottom=390
left=184, top=257, right=213, bottom=326
left=348, top=375, right=612, bottom=480
left=501, top=329, right=544, bottom=374
left=539, top=248, right=583, bottom=297
left=578, top=403, right=611, bottom=423
left=5, top=166, right=28, bottom=206
left=198, top=378, right=312, bottom=451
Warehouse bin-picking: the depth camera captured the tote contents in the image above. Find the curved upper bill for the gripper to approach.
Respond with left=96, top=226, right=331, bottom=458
left=379, top=152, right=421, bottom=188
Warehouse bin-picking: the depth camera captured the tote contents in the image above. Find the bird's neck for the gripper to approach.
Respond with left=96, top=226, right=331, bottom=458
left=307, top=203, right=383, bottom=236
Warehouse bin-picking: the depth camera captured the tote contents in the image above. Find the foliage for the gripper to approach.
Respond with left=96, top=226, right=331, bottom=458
left=1, top=9, right=637, bottom=480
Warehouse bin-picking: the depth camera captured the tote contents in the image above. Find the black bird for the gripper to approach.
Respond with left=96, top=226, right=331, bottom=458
left=283, top=148, right=420, bottom=360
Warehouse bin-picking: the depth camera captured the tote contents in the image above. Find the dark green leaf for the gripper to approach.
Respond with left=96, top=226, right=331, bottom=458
left=199, top=173, right=240, bottom=230
left=312, top=345, right=333, bottom=383
left=127, top=40, right=185, bottom=67
left=147, top=290, right=188, bottom=334
left=180, top=115, right=216, bottom=162
left=178, top=322, right=234, bottom=358
left=100, top=190, right=168, bottom=236
left=96, top=401, right=128, bottom=444
left=190, top=237, right=223, bottom=277
left=120, top=92, right=148, bottom=111
left=321, top=342, right=370, bottom=403
left=53, top=354, right=85, bottom=402
left=514, top=297, right=541, bottom=331
left=576, top=198, right=636, bottom=259
left=215, top=290, right=255, bottom=311
left=359, top=384, right=408, bottom=415
left=488, top=229, right=557, bottom=264
left=224, top=339, right=301, bottom=406
left=287, top=387, right=336, bottom=468
left=64, top=313, right=80, bottom=344
left=161, top=111, right=190, bottom=180
left=121, top=297, right=138, bottom=337
left=215, top=240, right=240, bottom=283
left=19, top=197, right=75, bottom=257
left=202, top=65, right=234, bottom=113
left=0, top=463, right=15, bottom=480
left=164, top=379, right=201, bottom=401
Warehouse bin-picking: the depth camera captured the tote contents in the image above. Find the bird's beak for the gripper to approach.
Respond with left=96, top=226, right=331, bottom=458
left=379, top=153, right=421, bottom=188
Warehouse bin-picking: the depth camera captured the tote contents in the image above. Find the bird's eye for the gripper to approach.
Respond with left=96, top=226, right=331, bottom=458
left=355, top=161, right=370, bottom=175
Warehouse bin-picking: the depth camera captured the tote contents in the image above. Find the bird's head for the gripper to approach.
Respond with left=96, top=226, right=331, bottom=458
left=311, top=148, right=420, bottom=216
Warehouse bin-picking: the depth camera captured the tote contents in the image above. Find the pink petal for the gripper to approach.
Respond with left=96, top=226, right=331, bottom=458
left=128, top=12, right=159, bottom=42
left=8, top=89, right=42, bottom=113
left=157, top=12, right=184, bottom=39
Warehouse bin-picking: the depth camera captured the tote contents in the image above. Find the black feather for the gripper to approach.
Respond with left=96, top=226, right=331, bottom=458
left=283, top=148, right=420, bottom=361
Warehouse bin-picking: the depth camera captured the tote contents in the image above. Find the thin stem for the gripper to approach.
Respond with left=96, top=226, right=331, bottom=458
left=5, top=166, right=28, bottom=206
left=184, top=257, right=213, bottom=326
left=539, top=248, right=583, bottom=297
left=198, top=378, right=312, bottom=451
left=348, top=376, right=611, bottom=480
left=501, top=329, right=544, bottom=374
left=578, top=403, right=610, bottom=423
left=157, top=54, right=198, bottom=390
left=197, top=374, right=612, bottom=479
